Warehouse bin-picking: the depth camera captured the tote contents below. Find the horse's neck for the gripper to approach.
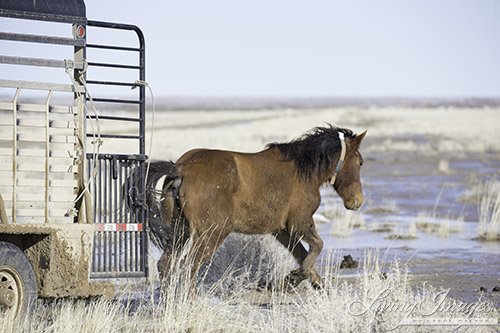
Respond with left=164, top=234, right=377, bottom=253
left=262, top=147, right=334, bottom=188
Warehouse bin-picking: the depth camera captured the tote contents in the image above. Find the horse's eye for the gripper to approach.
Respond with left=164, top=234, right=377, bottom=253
left=360, top=160, right=364, bottom=167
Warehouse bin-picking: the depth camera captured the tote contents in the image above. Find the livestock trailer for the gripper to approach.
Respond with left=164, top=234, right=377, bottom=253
left=0, top=0, right=150, bottom=318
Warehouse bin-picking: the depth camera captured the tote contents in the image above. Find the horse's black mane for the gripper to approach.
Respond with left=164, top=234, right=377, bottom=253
left=266, top=125, right=354, bottom=179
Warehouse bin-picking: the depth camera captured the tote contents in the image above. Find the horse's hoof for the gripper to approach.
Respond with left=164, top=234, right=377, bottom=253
left=311, top=281, right=323, bottom=290
left=284, top=269, right=307, bottom=289
left=257, top=279, right=272, bottom=291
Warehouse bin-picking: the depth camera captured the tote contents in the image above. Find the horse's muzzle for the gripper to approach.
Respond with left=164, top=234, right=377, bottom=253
left=344, top=197, right=363, bottom=211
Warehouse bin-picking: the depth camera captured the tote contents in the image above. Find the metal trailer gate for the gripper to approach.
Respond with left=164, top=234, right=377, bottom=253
left=0, top=2, right=149, bottom=280
left=85, top=21, right=148, bottom=279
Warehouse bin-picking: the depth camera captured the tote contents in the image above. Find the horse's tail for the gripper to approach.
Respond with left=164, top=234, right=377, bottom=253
left=145, top=160, right=180, bottom=189
left=144, top=160, right=186, bottom=252
left=124, top=160, right=184, bottom=252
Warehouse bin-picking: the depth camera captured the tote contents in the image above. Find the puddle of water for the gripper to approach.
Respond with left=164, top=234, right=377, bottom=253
left=318, top=219, right=500, bottom=254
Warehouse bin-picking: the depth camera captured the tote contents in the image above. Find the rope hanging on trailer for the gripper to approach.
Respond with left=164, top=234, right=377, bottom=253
left=64, top=61, right=158, bottom=226
left=64, top=59, right=102, bottom=213
left=132, top=80, right=156, bottom=188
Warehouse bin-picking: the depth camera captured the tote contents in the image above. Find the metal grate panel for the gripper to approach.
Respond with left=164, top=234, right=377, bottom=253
left=87, top=154, right=147, bottom=278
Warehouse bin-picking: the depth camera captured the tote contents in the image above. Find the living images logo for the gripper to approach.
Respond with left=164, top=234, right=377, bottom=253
left=348, top=288, right=498, bottom=331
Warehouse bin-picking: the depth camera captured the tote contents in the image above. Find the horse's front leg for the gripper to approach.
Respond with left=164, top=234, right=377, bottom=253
left=279, top=218, right=324, bottom=289
left=300, top=221, right=323, bottom=282
left=275, top=229, right=324, bottom=289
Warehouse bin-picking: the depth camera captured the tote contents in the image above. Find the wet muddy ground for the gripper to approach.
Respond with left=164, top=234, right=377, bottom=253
left=331, top=247, right=500, bottom=308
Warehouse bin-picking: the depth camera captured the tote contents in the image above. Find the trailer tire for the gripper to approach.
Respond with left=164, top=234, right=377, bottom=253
left=0, top=241, right=38, bottom=319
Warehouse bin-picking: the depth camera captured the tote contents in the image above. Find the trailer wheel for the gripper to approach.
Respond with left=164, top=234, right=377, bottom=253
left=0, top=241, right=37, bottom=319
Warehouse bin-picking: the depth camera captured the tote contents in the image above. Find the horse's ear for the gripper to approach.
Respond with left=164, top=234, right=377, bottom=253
left=350, top=130, right=367, bottom=150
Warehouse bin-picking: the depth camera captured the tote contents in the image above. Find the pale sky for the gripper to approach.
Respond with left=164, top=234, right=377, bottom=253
left=3, top=0, right=500, bottom=98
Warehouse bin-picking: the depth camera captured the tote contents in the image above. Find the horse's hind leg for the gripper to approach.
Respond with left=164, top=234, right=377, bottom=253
left=157, top=191, right=191, bottom=281
left=157, top=221, right=190, bottom=281
left=157, top=230, right=188, bottom=281
left=185, top=225, right=230, bottom=294
left=274, top=230, right=324, bottom=289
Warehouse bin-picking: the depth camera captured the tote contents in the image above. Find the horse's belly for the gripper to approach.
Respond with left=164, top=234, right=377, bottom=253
left=232, top=191, right=289, bottom=234
left=233, top=221, right=277, bottom=234
left=233, top=211, right=286, bottom=234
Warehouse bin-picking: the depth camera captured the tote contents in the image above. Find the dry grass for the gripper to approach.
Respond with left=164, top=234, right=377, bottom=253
left=324, top=200, right=366, bottom=237
left=1, top=247, right=497, bottom=333
left=415, top=214, right=464, bottom=238
left=414, top=191, right=464, bottom=238
left=385, top=222, right=418, bottom=240
left=370, top=221, right=395, bottom=233
left=438, top=159, right=450, bottom=173
left=477, top=180, right=500, bottom=241
left=364, top=199, right=398, bottom=215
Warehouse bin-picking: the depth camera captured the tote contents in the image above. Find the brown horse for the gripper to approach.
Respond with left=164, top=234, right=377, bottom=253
left=146, top=125, right=366, bottom=289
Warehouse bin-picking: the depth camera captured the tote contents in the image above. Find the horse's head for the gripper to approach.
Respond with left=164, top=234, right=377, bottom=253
left=333, top=131, right=367, bottom=210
